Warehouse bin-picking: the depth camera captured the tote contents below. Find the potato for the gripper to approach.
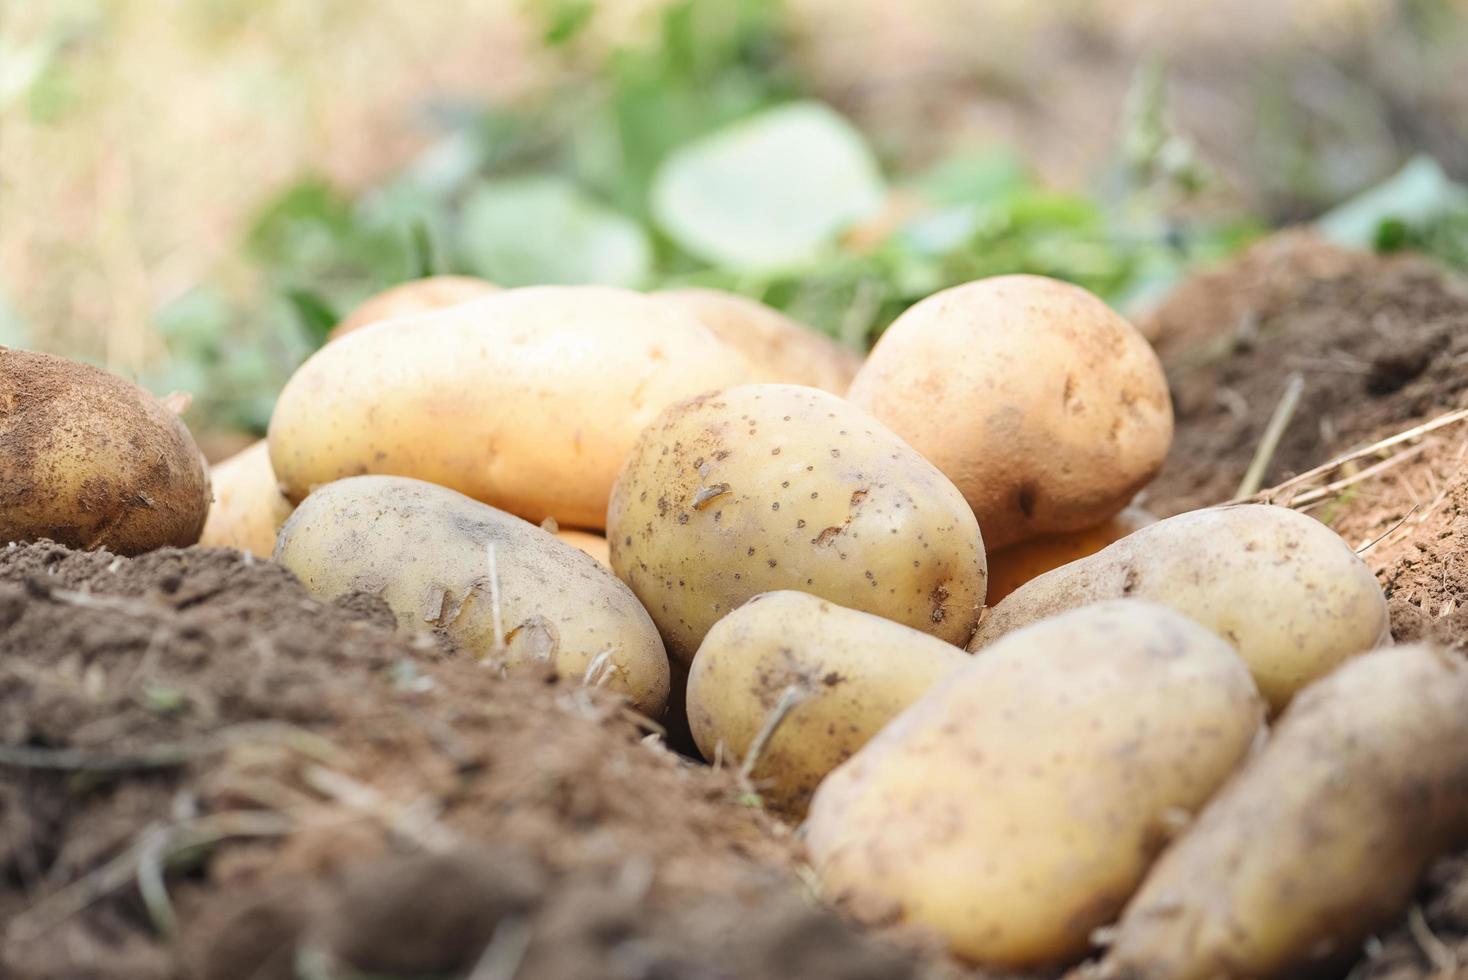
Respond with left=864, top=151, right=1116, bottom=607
left=970, top=504, right=1390, bottom=713
left=269, top=286, right=753, bottom=529
left=274, top=475, right=669, bottom=716
left=848, top=275, right=1172, bottom=549
left=0, top=347, right=210, bottom=555
left=1102, top=644, right=1468, bottom=980
left=199, top=440, right=294, bottom=558
left=985, top=504, right=1155, bottom=603
left=654, top=288, right=862, bottom=394
left=329, top=275, right=500, bottom=341
left=687, top=590, right=970, bottom=815
left=806, top=600, right=1263, bottom=969
left=554, top=528, right=610, bottom=567
left=608, top=383, right=987, bottom=664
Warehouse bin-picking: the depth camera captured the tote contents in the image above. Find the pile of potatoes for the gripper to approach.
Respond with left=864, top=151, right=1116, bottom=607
left=5, top=267, right=1463, bottom=980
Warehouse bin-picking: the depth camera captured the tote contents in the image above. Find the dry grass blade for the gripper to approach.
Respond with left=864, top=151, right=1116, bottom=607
left=0, top=720, right=342, bottom=772
left=1236, top=372, right=1305, bottom=499
left=485, top=542, right=506, bottom=654
left=1285, top=441, right=1432, bottom=509
left=738, top=684, right=806, bottom=786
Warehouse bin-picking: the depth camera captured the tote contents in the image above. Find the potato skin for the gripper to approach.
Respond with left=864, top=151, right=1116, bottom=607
left=199, top=440, right=294, bottom=558
left=554, top=529, right=610, bottom=567
left=654, top=288, right=862, bottom=394
left=848, top=275, right=1172, bottom=549
left=985, top=504, right=1155, bottom=603
left=269, top=286, right=752, bottom=529
left=0, top=348, right=210, bottom=555
left=607, top=383, right=988, bottom=664
left=1103, top=644, right=1468, bottom=980
left=807, top=600, right=1262, bottom=969
left=274, top=475, right=669, bottom=716
left=970, top=504, right=1390, bottom=713
left=329, top=275, right=500, bottom=341
left=687, top=590, right=970, bottom=815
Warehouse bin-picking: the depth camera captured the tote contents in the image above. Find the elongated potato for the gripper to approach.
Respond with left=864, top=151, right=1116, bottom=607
left=985, top=504, right=1155, bottom=603
left=970, top=504, right=1389, bottom=712
left=275, top=475, right=669, bottom=716
left=329, top=275, right=500, bottom=341
left=1103, top=644, right=1468, bottom=980
left=808, top=600, right=1262, bottom=969
left=1, top=348, right=210, bottom=555
left=199, top=440, right=294, bottom=558
left=269, top=286, right=753, bottom=528
left=608, top=384, right=987, bottom=664
left=687, top=591, right=970, bottom=815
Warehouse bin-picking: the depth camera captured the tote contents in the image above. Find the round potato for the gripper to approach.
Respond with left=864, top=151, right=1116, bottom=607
left=807, top=600, right=1263, bottom=969
left=608, top=384, right=988, bottom=664
left=688, top=590, right=970, bottom=816
left=275, top=475, right=669, bottom=716
left=329, top=275, right=500, bottom=341
left=199, top=440, right=294, bottom=558
left=848, top=275, right=1172, bottom=549
left=985, top=504, right=1155, bottom=603
left=0, top=348, right=210, bottom=555
left=554, top=528, right=610, bottom=567
left=1103, top=644, right=1468, bottom=980
left=268, top=286, right=753, bottom=529
left=654, top=288, right=862, bottom=394
left=970, top=504, right=1390, bottom=713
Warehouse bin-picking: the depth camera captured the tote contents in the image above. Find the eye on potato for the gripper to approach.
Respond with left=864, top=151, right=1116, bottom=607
left=274, top=475, right=670, bottom=716
left=607, top=383, right=988, bottom=664
left=848, top=274, right=1172, bottom=549
left=806, top=600, right=1263, bottom=970
left=985, top=504, right=1155, bottom=603
left=1, top=347, right=210, bottom=555
left=329, top=275, right=500, bottom=341
left=970, top=503, right=1390, bottom=713
left=268, top=285, right=753, bottom=529
left=199, top=440, right=294, bottom=558
left=686, top=590, right=970, bottom=815
left=1102, top=644, right=1468, bottom=980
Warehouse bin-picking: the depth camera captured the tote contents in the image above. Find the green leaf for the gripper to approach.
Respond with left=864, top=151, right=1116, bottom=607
left=1316, top=155, right=1468, bottom=249
left=457, top=176, right=651, bottom=287
left=911, top=149, right=1029, bottom=206
left=284, top=289, right=341, bottom=347
left=650, top=101, right=886, bottom=270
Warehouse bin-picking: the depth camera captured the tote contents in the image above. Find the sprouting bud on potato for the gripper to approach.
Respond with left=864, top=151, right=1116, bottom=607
left=970, top=504, right=1390, bottom=713
left=1103, top=644, right=1468, bottom=980
left=268, top=285, right=753, bottom=529
left=848, top=274, right=1172, bottom=549
left=686, top=590, right=970, bottom=816
left=274, top=475, right=670, bottom=716
left=807, top=600, right=1263, bottom=970
left=328, top=275, right=500, bottom=342
left=1, top=347, right=211, bottom=555
left=985, top=504, right=1155, bottom=603
left=607, top=383, right=988, bottom=664
left=199, top=440, right=294, bottom=558
left=654, top=288, right=863, bottom=394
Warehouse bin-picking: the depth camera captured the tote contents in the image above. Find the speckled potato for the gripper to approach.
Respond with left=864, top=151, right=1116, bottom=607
left=555, top=528, right=610, bottom=567
left=269, top=286, right=753, bottom=529
left=848, top=275, right=1172, bottom=549
left=985, top=504, right=1155, bottom=603
left=608, top=384, right=987, bottom=664
left=329, top=275, right=500, bottom=341
left=655, top=288, right=862, bottom=394
left=274, top=475, right=669, bottom=715
left=970, top=504, right=1390, bottom=713
left=807, top=601, right=1263, bottom=969
left=199, top=441, right=294, bottom=558
left=1103, top=645, right=1468, bottom=980
left=687, top=591, right=970, bottom=815
left=0, top=348, right=210, bottom=555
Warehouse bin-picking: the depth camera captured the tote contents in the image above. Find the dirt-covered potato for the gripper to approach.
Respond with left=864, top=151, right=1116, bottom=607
left=274, top=475, right=669, bottom=716
left=329, top=275, right=500, bottom=341
left=608, top=384, right=987, bottom=664
left=199, top=440, right=294, bottom=558
left=848, top=275, right=1172, bottom=549
left=985, top=504, right=1155, bottom=603
left=654, top=288, right=862, bottom=394
left=555, top=528, right=610, bottom=567
left=269, top=286, right=752, bottom=529
left=807, top=600, right=1263, bottom=969
left=1, top=347, right=210, bottom=555
left=1103, top=644, right=1468, bottom=980
left=970, top=504, right=1390, bottom=713
left=687, top=590, right=970, bottom=815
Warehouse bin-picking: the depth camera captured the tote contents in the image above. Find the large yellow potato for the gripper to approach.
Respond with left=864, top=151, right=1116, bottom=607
left=274, top=475, right=669, bottom=716
left=607, top=384, right=988, bottom=664
left=807, top=600, right=1262, bottom=969
left=199, top=440, right=294, bottom=558
left=0, top=348, right=210, bottom=555
left=985, top=504, right=1155, bottom=603
left=329, top=275, right=500, bottom=341
left=848, top=275, right=1172, bottom=549
left=687, top=590, right=970, bottom=815
left=1103, top=644, right=1468, bottom=980
left=268, top=286, right=753, bottom=529
left=654, top=288, right=862, bottom=394
left=970, top=504, right=1390, bottom=713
